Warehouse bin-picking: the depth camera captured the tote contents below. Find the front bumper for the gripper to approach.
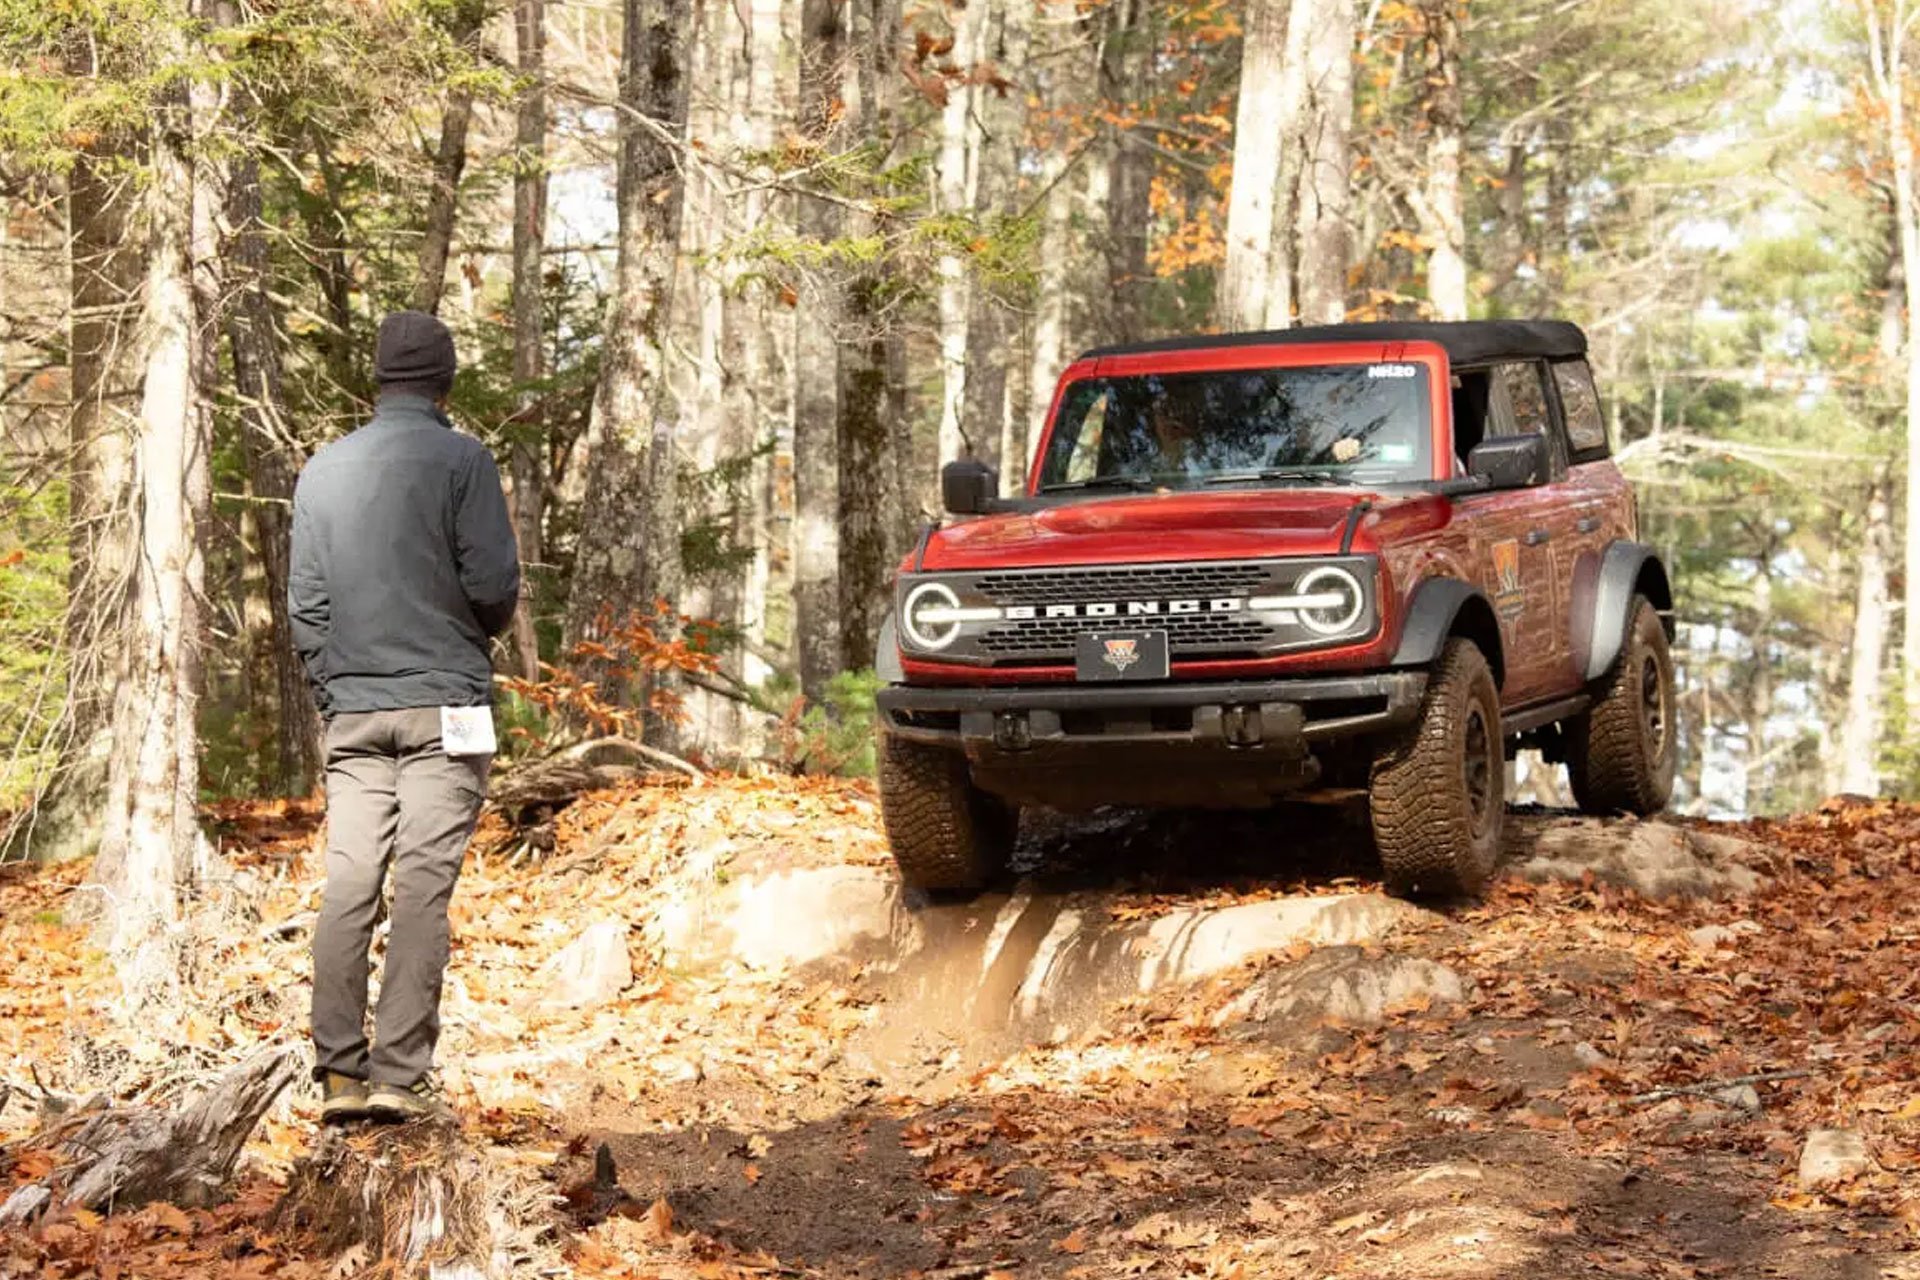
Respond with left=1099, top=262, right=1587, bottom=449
left=877, top=672, right=1427, bottom=809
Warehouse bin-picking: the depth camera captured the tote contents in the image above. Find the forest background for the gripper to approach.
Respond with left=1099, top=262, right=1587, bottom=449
left=2, top=0, right=1916, bottom=888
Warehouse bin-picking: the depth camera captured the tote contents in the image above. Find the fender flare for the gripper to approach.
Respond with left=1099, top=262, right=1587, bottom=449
left=875, top=613, right=905, bottom=683
left=1391, top=577, right=1505, bottom=689
left=1578, top=541, right=1673, bottom=681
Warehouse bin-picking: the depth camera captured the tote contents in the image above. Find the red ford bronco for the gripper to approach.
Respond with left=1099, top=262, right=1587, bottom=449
left=874, top=321, right=1676, bottom=899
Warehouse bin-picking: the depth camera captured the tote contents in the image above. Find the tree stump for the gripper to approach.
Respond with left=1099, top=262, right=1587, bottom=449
left=0, top=1045, right=298, bottom=1224
left=273, top=1119, right=513, bottom=1278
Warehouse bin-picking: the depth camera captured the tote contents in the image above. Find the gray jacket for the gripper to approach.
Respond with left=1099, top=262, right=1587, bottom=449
left=288, top=395, right=520, bottom=717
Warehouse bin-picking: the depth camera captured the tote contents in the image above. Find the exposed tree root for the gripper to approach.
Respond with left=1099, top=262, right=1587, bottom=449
left=0, top=1044, right=297, bottom=1224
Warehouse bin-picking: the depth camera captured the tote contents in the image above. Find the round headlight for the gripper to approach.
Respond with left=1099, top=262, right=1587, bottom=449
left=1295, top=566, right=1366, bottom=636
left=902, top=582, right=964, bottom=650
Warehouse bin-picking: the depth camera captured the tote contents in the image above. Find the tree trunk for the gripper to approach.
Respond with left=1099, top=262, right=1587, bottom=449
left=793, top=0, right=848, bottom=698
left=508, top=0, right=548, bottom=683
left=297, top=131, right=363, bottom=403
left=1100, top=0, right=1154, bottom=341
left=934, top=0, right=986, bottom=466
left=1217, top=0, right=1315, bottom=330
left=28, top=140, right=144, bottom=861
left=1026, top=120, right=1074, bottom=474
left=564, top=0, right=693, bottom=714
left=736, top=0, right=790, bottom=705
left=1895, top=80, right=1920, bottom=742
left=412, top=7, right=485, bottom=316
left=94, top=16, right=218, bottom=1005
left=1414, top=0, right=1466, bottom=320
left=836, top=0, right=907, bottom=672
left=222, top=64, right=320, bottom=794
left=1744, top=540, right=1775, bottom=812
left=1840, top=480, right=1891, bottom=796
left=1294, top=0, right=1355, bottom=326
left=1542, top=119, right=1570, bottom=295
left=961, top=0, right=1030, bottom=487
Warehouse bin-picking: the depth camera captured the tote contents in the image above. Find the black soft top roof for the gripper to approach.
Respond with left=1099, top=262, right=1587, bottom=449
left=1080, top=319, right=1587, bottom=367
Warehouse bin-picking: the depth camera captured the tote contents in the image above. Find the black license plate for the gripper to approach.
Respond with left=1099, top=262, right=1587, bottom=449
left=1074, top=629, right=1171, bottom=682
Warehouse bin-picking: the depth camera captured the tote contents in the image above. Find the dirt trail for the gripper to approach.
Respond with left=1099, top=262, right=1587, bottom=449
left=579, top=797, right=1920, bottom=1279
left=4, top=783, right=1917, bottom=1279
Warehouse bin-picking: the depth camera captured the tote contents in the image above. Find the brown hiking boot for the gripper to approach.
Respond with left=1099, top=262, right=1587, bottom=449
left=367, top=1079, right=453, bottom=1124
left=320, top=1073, right=370, bottom=1125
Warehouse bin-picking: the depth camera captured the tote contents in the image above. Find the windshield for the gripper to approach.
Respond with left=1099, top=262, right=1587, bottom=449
left=1037, top=362, right=1433, bottom=492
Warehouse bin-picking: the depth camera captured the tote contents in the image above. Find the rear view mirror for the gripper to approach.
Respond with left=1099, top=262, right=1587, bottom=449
left=941, top=459, right=1000, bottom=515
left=1467, top=435, right=1549, bottom=491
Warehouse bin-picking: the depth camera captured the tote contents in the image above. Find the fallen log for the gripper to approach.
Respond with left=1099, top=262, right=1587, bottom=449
left=274, top=1117, right=519, bottom=1278
left=485, top=736, right=702, bottom=858
left=0, top=1044, right=298, bottom=1225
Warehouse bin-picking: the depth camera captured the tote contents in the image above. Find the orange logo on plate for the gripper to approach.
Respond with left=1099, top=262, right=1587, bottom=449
left=1102, top=638, right=1140, bottom=673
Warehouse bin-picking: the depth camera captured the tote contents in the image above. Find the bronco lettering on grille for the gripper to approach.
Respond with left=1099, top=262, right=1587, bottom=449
left=1007, top=599, right=1246, bottom=621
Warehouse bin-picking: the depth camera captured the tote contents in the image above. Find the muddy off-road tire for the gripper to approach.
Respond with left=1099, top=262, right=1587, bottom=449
left=1568, top=595, right=1676, bottom=816
left=877, top=734, right=1016, bottom=892
left=1369, top=639, right=1505, bottom=900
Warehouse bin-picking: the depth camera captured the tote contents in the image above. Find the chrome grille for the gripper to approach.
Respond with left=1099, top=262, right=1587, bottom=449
left=974, top=562, right=1273, bottom=606
left=977, top=612, right=1273, bottom=657
left=972, top=560, right=1287, bottom=662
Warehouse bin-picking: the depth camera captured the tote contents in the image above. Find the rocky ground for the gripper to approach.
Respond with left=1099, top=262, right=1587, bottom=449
left=3, top=778, right=1918, bottom=1278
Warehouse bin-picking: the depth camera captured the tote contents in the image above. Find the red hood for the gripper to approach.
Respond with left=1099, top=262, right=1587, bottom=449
left=917, top=489, right=1394, bottom=571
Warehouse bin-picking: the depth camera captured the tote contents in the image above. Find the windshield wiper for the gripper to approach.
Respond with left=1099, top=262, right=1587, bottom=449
left=1037, top=475, right=1160, bottom=493
left=1201, top=468, right=1350, bottom=487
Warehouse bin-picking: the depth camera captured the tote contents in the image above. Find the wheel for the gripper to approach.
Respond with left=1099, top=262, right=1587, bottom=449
left=1568, top=595, right=1676, bottom=816
left=1369, top=638, right=1505, bottom=900
left=876, top=733, right=1016, bottom=891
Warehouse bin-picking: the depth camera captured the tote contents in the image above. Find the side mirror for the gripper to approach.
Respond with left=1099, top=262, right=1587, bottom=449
left=941, top=459, right=1000, bottom=515
left=1467, top=434, right=1550, bottom=490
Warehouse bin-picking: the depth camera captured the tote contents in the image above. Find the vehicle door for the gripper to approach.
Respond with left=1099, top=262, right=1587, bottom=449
left=1547, top=357, right=1634, bottom=686
left=1456, top=360, right=1569, bottom=706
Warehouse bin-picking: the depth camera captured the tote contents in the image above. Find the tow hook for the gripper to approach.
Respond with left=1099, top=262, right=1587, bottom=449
left=1222, top=704, right=1262, bottom=747
left=993, top=711, right=1032, bottom=751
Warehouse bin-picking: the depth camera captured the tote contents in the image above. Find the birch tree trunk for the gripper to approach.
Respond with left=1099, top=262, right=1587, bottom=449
left=564, top=0, right=692, bottom=712
left=1413, top=0, right=1466, bottom=320
left=1294, top=0, right=1355, bottom=326
left=94, top=10, right=217, bottom=1005
left=935, top=0, right=986, bottom=466
left=736, top=0, right=790, bottom=703
left=793, top=0, right=848, bottom=697
left=1023, top=0, right=1083, bottom=465
left=961, top=0, right=1032, bottom=486
left=1218, top=0, right=1287, bottom=330
left=508, top=0, right=548, bottom=683
left=1888, top=12, right=1920, bottom=737
left=1218, top=0, right=1313, bottom=330
left=1841, top=479, right=1892, bottom=795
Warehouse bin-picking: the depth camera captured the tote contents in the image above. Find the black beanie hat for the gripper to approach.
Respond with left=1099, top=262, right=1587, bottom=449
left=374, top=310, right=457, bottom=399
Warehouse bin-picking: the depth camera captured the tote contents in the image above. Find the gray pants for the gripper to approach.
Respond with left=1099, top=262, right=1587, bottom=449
left=312, top=707, right=489, bottom=1086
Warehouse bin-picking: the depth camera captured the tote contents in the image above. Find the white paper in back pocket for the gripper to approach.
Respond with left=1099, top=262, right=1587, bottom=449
left=440, top=705, right=497, bottom=757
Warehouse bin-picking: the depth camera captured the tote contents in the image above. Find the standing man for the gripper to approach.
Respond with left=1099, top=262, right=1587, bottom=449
left=289, top=311, right=520, bottom=1123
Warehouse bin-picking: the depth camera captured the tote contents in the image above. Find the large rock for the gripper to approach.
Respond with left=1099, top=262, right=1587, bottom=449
left=1797, top=1129, right=1872, bottom=1190
left=1212, top=947, right=1467, bottom=1030
left=854, top=891, right=1432, bottom=1067
left=1507, top=815, right=1763, bottom=899
left=528, top=919, right=632, bottom=1009
left=657, top=863, right=913, bottom=973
